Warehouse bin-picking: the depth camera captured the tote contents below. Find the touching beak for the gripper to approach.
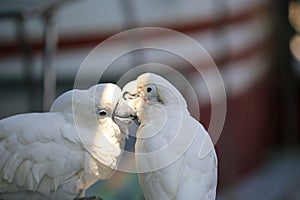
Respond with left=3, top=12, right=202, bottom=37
left=113, top=96, right=138, bottom=125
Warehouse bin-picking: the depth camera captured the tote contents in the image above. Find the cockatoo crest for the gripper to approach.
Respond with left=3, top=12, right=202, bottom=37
left=51, top=83, right=120, bottom=114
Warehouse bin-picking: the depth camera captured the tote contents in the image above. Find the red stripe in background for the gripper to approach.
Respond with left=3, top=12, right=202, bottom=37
left=172, top=37, right=272, bottom=73
left=0, top=3, right=270, bottom=58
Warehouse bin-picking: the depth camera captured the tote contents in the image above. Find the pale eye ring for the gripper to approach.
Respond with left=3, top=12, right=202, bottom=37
left=97, top=109, right=107, bottom=116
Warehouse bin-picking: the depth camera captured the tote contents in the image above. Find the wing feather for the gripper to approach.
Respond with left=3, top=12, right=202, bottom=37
left=14, top=160, right=32, bottom=187
left=0, top=112, right=85, bottom=195
left=25, top=168, right=37, bottom=190
left=176, top=117, right=218, bottom=200
left=32, top=163, right=47, bottom=184
left=0, top=145, right=11, bottom=171
left=3, top=154, right=19, bottom=182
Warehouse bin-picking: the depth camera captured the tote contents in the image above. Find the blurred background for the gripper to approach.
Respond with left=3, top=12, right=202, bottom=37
left=0, top=0, right=300, bottom=199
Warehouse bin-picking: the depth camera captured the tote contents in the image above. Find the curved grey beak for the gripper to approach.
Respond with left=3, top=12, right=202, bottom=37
left=113, top=97, right=138, bottom=125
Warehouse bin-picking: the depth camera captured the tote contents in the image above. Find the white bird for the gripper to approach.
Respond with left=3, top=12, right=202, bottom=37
left=0, top=83, right=130, bottom=200
left=114, top=73, right=218, bottom=200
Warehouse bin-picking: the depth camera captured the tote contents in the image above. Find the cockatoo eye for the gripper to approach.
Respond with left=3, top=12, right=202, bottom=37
left=97, top=109, right=107, bottom=117
left=99, top=110, right=107, bottom=116
left=144, top=84, right=163, bottom=103
left=146, top=85, right=156, bottom=94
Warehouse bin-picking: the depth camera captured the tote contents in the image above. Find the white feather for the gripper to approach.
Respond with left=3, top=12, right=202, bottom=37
left=122, top=73, right=218, bottom=200
left=0, top=83, right=127, bottom=200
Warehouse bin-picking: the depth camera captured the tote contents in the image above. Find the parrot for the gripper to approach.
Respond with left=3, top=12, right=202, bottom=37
left=114, top=73, right=218, bottom=200
left=0, top=83, right=131, bottom=200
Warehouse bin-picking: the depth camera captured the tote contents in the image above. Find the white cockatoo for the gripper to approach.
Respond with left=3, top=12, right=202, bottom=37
left=114, top=73, right=218, bottom=200
left=0, top=83, right=130, bottom=200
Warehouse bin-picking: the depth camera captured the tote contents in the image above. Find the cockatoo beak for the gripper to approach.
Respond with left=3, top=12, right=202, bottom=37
left=113, top=97, right=138, bottom=126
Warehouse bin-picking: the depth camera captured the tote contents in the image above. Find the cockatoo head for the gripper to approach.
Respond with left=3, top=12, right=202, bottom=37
left=114, top=73, right=188, bottom=123
left=50, top=83, right=133, bottom=168
left=50, top=83, right=131, bottom=133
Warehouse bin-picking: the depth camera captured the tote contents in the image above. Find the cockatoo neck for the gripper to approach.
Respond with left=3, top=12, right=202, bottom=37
left=137, top=102, right=189, bottom=125
left=65, top=112, right=124, bottom=169
left=137, top=103, right=164, bottom=124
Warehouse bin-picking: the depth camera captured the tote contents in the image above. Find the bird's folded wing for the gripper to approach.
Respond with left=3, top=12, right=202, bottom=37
left=0, top=113, right=84, bottom=195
